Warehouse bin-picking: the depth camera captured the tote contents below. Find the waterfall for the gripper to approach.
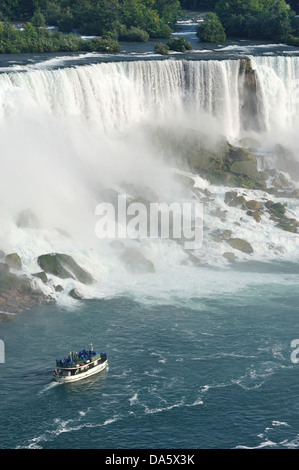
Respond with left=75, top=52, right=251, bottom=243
left=0, top=55, right=298, bottom=151
left=0, top=55, right=298, bottom=292
left=0, top=59, right=242, bottom=139
left=2, top=56, right=298, bottom=142
left=1, top=56, right=298, bottom=225
left=250, top=56, right=299, bottom=143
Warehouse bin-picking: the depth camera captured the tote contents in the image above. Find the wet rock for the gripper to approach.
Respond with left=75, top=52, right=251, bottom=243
left=211, top=229, right=232, bottom=242
left=0, top=267, right=45, bottom=316
left=244, top=200, right=262, bottom=211
left=32, top=271, right=48, bottom=283
left=275, top=144, right=299, bottom=181
left=265, top=200, right=275, bottom=209
left=5, top=253, right=22, bottom=271
left=239, top=58, right=264, bottom=133
left=37, top=253, right=95, bottom=285
left=247, top=210, right=262, bottom=222
left=69, top=288, right=83, bottom=300
left=277, top=221, right=297, bottom=233
left=225, top=191, right=246, bottom=207
left=230, top=160, right=260, bottom=180
left=228, top=238, right=253, bottom=254
left=267, top=202, right=286, bottom=219
left=223, top=252, right=236, bottom=262
left=266, top=200, right=298, bottom=233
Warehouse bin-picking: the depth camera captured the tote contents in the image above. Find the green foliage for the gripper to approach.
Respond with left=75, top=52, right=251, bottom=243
left=0, top=20, right=121, bottom=54
left=287, top=34, right=299, bottom=46
left=155, top=0, right=180, bottom=27
left=166, top=36, right=192, bottom=51
left=119, top=26, right=149, bottom=42
left=155, top=42, right=170, bottom=54
left=180, top=0, right=217, bottom=9
left=197, top=12, right=226, bottom=43
left=31, top=8, right=46, bottom=28
left=215, top=0, right=296, bottom=41
left=0, top=0, right=180, bottom=42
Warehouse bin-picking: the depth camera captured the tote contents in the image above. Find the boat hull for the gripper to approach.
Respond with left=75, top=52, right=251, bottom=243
left=53, top=359, right=108, bottom=383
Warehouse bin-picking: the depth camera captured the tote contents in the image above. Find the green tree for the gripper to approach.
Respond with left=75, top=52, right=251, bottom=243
left=215, top=0, right=295, bottom=40
left=261, top=0, right=294, bottom=40
left=155, top=0, right=180, bottom=26
left=197, top=11, right=226, bottom=42
left=0, top=0, right=181, bottom=42
left=31, top=8, right=46, bottom=28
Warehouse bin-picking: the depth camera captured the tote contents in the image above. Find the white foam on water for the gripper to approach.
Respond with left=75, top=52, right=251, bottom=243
left=0, top=58, right=298, bottom=308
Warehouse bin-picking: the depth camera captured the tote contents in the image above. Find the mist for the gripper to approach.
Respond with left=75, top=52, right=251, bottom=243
left=0, top=57, right=298, bottom=288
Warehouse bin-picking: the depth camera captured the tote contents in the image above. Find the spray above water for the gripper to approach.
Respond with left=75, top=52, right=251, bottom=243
left=0, top=57, right=298, bottom=305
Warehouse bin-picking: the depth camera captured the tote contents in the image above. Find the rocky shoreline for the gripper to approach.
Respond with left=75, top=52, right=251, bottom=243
left=0, top=249, right=95, bottom=321
left=1, top=140, right=297, bottom=321
left=0, top=260, right=45, bottom=320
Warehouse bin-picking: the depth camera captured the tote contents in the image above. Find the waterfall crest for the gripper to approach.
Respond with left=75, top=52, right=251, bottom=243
left=0, top=59, right=243, bottom=139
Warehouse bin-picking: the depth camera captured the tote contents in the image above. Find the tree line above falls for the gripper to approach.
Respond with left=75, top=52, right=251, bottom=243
left=0, top=0, right=298, bottom=54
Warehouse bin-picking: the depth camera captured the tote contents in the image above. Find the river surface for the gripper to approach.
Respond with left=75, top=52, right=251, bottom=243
left=0, top=262, right=299, bottom=449
left=0, top=17, right=299, bottom=72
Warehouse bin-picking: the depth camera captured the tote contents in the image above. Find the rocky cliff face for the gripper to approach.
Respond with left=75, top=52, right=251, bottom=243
left=239, top=58, right=264, bottom=133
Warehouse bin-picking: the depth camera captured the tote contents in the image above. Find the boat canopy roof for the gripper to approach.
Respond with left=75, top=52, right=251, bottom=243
left=56, top=349, right=107, bottom=368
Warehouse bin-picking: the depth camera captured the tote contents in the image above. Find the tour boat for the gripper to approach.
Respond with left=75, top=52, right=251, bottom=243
left=53, top=345, right=108, bottom=383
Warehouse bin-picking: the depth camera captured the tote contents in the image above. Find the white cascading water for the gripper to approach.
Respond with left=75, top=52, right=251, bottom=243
left=0, top=57, right=298, bottom=305
left=0, top=59, right=242, bottom=138
left=250, top=55, right=299, bottom=150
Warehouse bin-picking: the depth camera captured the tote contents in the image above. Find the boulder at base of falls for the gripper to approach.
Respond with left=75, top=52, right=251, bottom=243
left=120, top=248, right=155, bottom=273
left=275, top=144, right=299, bottom=181
left=32, top=271, right=48, bottom=283
left=69, top=288, right=83, bottom=300
left=0, top=263, right=45, bottom=317
left=37, top=253, right=95, bottom=285
left=227, top=238, right=253, bottom=254
left=5, top=253, right=22, bottom=270
left=244, top=200, right=263, bottom=211
left=188, top=139, right=266, bottom=190
left=223, top=252, right=236, bottom=262
left=225, top=191, right=247, bottom=207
